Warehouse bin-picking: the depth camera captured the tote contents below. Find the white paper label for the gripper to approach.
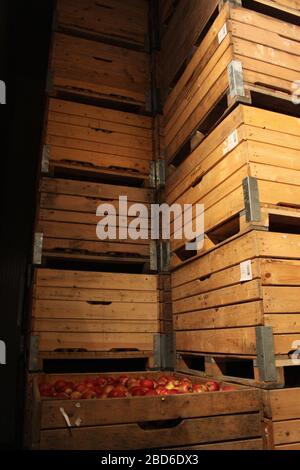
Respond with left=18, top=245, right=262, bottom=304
left=240, top=260, right=253, bottom=282
left=218, top=24, right=228, bottom=44
left=223, top=130, right=239, bottom=155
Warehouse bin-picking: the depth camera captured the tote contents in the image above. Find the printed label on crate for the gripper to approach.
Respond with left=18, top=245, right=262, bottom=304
left=240, top=260, right=253, bottom=282
left=223, top=130, right=239, bottom=155
left=218, top=24, right=228, bottom=44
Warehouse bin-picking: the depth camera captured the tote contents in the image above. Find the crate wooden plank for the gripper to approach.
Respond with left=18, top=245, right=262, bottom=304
left=39, top=413, right=261, bottom=450
left=36, top=332, right=155, bottom=352
left=45, top=99, right=153, bottom=181
left=51, top=33, right=150, bottom=106
left=163, top=3, right=300, bottom=163
left=56, top=0, right=149, bottom=47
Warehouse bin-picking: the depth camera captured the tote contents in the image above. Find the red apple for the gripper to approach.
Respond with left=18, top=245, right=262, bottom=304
left=156, top=386, right=169, bottom=396
left=96, top=377, right=108, bottom=388
left=157, top=376, right=169, bottom=386
left=167, top=389, right=180, bottom=395
left=82, top=390, right=97, bottom=399
left=193, top=384, right=208, bottom=394
left=76, top=383, right=87, bottom=394
left=54, top=380, right=67, bottom=393
left=177, top=382, right=192, bottom=393
left=103, top=385, right=114, bottom=395
left=127, top=378, right=140, bottom=390
left=108, top=389, right=127, bottom=398
left=206, top=380, right=220, bottom=392
left=130, top=387, right=147, bottom=396
left=118, top=375, right=129, bottom=386
left=70, top=391, right=82, bottom=400
left=106, top=377, right=116, bottom=385
left=140, top=379, right=154, bottom=390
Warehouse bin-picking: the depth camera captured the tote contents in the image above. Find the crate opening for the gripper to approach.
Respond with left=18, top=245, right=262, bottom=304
left=43, top=358, right=149, bottom=374
left=215, top=357, right=255, bottom=380
left=284, top=364, right=300, bottom=388
left=180, top=354, right=205, bottom=372
left=174, top=244, right=198, bottom=262
left=138, top=418, right=183, bottom=430
left=269, top=213, right=300, bottom=234
left=242, top=0, right=300, bottom=26
left=207, top=214, right=240, bottom=245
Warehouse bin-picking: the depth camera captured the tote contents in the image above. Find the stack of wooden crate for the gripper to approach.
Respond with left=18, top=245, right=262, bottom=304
left=28, top=0, right=162, bottom=387
left=159, top=0, right=300, bottom=450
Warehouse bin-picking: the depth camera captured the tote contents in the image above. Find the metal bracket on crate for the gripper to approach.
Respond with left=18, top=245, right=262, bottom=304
left=242, top=176, right=261, bottom=222
left=29, top=336, right=40, bottom=372
left=228, top=60, right=245, bottom=99
left=41, top=145, right=50, bottom=174
left=150, top=240, right=158, bottom=272
left=154, top=334, right=175, bottom=370
left=255, top=326, right=277, bottom=382
left=33, top=233, right=44, bottom=265
left=150, top=159, right=166, bottom=189
left=159, top=240, right=170, bottom=273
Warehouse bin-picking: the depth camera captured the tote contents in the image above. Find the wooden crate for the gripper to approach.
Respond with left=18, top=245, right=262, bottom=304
left=43, top=98, right=154, bottom=183
left=166, top=105, right=300, bottom=266
left=36, top=177, right=155, bottom=266
left=173, top=230, right=300, bottom=388
left=263, top=388, right=300, bottom=449
left=55, top=0, right=149, bottom=48
left=29, top=268, right=159, bottom=368
left=50, top=32, right=150, bottom=108
left=163, top=2, right=300, bottom=164
left=26, top=372, right=263, bottom=450
left=159, top=0, right=300, bottom=98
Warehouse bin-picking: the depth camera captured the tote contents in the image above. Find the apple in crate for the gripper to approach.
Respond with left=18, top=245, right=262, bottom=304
left=206, top=381, right=220, bottom=392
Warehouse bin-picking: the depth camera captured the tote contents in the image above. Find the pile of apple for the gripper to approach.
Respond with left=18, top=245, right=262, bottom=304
left=39, top=375, right=237, bottom=400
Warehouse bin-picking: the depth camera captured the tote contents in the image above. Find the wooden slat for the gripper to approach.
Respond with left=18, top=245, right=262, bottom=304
left=51, top=33, right=149, bottom=106
left=36, top=332, right=154, bottom=352
left=176, top=328, right=257, bottom=355
left=56, top=0, right=149, bottom=47
left=39, top=413, right=261, bottom=450
left=40, top=388, right=260, bottom=428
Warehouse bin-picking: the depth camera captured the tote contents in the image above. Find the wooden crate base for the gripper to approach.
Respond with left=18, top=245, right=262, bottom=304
left=176, top=352, right=300, bottom=389
left=26, top=372, right=262, bottom=450
left=171, top=204, right=300, bottom=269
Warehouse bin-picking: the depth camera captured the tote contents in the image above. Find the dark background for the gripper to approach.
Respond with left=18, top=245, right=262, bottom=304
left=0, top=0, right=53, bottom=449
